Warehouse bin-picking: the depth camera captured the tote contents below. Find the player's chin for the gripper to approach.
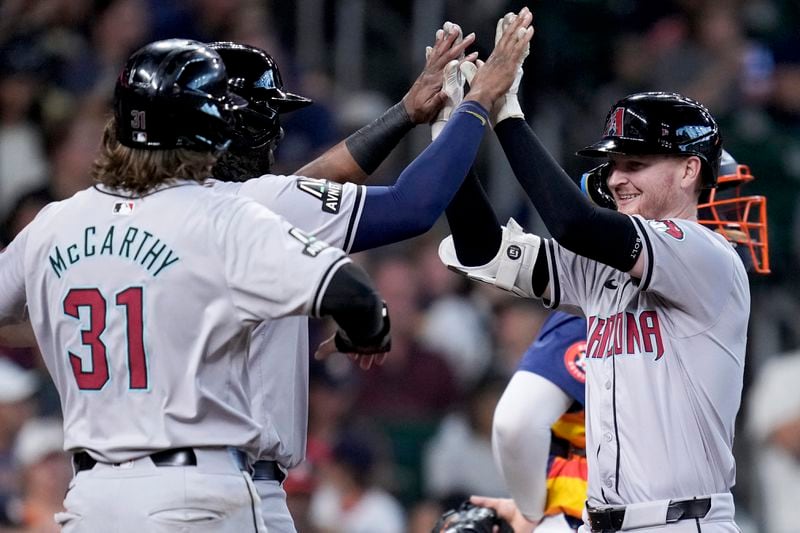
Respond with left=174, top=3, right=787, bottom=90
left=615, top=200, right=640, bottom=216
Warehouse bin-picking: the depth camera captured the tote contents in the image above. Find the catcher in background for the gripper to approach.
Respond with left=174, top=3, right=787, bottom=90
left=467, top=150, right=769, bottom=533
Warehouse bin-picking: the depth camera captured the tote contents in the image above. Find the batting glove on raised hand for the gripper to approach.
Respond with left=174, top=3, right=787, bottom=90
left=431, top=59, right=468, bottom=140
left=492, top=12, right=528, bottom=124
left=429, top=21, right=467, bottom=141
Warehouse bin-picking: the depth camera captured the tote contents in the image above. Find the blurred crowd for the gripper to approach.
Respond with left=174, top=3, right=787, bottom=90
left=1, top=0, right=799, bottom=532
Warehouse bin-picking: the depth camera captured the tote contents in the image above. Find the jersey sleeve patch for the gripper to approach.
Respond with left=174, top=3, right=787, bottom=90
left=296, top=178, right=343, bottom=214
left=288, top=227, right=329, bottom=257
left=647, top=219, right=685, bottom=240
left=563, top=340, right=587, bottom=384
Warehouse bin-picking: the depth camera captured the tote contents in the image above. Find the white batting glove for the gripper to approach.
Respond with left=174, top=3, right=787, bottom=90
left=431, top=59, right=467, bottom=140
left=493, top=12, right=527, bottom=124
left=430, top=22, right=466, bottom=141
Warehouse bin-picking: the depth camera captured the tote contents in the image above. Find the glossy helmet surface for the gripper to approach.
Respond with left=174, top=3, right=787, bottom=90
left=577, top=92, right=722, bottom=188
left=114, top=39, right=245, bottom=151
left=208, top=42, right=312, bottom=151
left=697, top=150, right=770, bottom=274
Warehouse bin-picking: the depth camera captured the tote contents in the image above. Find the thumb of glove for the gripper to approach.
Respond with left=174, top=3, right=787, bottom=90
left=459, top=61, right=478, bottom=85
left=431, top=59, right=465, bottom=141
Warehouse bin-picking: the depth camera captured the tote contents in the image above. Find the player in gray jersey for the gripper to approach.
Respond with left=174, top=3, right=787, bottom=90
left=0, top=15, right=535, bottom=532
left=438, top=13, right=751, bottom=533
left=0, top=39, right=393, bottom=533
left=199, top=13, right=534, bottom=532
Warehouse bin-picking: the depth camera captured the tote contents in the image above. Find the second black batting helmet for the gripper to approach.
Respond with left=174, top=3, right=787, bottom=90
left=577, top=92, right=722, bottom=188
left=114, top=39, right=246, bottom=151
left=208, top=42, right=312, bottom=151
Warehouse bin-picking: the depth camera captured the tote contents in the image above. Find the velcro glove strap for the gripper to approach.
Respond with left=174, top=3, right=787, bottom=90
left=438, top=218, right=541, bottom=298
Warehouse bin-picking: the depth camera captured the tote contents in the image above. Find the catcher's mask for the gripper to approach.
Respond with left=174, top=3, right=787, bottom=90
left=697, top=151, right=770, bottom=274
left=580, top=150, right=769, bottom=274
left=208, top=42, right=312, bottom=151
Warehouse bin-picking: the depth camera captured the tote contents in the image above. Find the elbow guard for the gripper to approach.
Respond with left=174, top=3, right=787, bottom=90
left=439, top=218, right=542, bottom=298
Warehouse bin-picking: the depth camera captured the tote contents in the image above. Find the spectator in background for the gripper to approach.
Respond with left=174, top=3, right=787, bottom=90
left=417, top=236, right=494, bottom=389
left=492, top=299, right=549, bottom=377
left=722, top=37, right=800, bottom=276
left=423, top=374, right=508, bottom=501
left=59, top=0, right=151, bottom=99
left=0, top=360, right=38, bottom=521
left=353, top=254, right=459, bottom=423
left=9, top=418, right=69, bottom=533
left=310, top=433, right=405, bottom=533
left=747, top=350, right=800, bottom=533
left=0, top=38, right=49, bottom=221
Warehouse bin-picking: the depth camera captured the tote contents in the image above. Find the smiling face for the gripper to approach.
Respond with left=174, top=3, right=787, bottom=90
left=606, top=153, right=702, bottom=219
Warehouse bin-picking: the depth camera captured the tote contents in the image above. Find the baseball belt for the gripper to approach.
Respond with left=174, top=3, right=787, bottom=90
left=73, top=448, right=251, bottom=473
left=587, top=497, right=711, bottom=532
left=252, top=460, right=286, bottom=483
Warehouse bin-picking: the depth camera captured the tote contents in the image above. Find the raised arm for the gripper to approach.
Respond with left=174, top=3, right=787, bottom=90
left=296, top=22, right=477, bottom=183
left=349, top=9, right=534, bottom=252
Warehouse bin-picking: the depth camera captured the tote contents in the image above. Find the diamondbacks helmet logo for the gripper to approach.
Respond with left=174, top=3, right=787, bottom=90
left=577, top=92, right=722, bottom=188
left=648, top=219, right=685, bottom=240
left=604, top=108, right=625, bottom=137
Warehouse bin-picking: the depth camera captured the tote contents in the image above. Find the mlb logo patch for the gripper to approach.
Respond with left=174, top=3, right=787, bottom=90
left=133, top=132, right=147, bottom=143
left=113, top=201, right=135, bottom=215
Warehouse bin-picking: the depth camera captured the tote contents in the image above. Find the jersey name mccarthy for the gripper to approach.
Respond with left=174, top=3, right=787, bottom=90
left=47, top=225, right=179, bottom=279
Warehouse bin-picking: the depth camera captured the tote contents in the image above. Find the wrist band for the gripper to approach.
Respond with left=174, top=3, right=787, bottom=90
left=345, top=101, right=414, bottom=175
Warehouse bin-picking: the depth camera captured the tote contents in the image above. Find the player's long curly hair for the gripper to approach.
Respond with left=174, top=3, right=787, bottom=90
left=212, top=142, right=275, bottom=182
left=92, top=118, right=218, bottom=194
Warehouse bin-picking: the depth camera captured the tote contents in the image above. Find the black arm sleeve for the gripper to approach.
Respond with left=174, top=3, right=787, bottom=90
left=444, top=167, right=551, bottom=296
left=319, top=262, right=388, bottom=351
left=494, top=118, right=642, bottom=272
left=444, top=167, right=502, bottom=266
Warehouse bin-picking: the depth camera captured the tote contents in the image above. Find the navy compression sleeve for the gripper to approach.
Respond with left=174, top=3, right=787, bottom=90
left=494, top=118, right=641, bottom=272
left=350, top=101, right=490, bottom=252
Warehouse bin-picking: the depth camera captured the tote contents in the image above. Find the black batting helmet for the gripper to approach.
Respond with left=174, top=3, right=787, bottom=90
left=208, top=42, right=312, bottom=151
left=577, top=92, right=722, bottom=188
left=114, top=39, right=246, bottom=151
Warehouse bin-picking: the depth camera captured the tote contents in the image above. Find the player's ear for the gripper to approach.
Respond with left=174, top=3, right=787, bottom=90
left=680, top=156, right=703, bottom=193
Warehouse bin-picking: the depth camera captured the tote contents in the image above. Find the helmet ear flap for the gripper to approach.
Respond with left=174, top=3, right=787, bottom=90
left=580, top=163, right=616, bottom=210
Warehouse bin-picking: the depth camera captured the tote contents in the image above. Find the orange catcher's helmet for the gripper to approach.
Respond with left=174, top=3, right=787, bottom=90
left=697, top=150, right=769, bottom=274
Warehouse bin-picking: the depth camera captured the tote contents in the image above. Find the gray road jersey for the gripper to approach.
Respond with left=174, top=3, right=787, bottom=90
left=545, top=215, right=749, bottom=505
left=208, top=176, right=365, bottom=467
left=0, top=181, right=348, bottom=463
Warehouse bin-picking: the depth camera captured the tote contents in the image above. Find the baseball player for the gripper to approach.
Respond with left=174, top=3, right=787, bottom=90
left=204, top=12, right=534, bottom=533
left=439, top=13, right=752, bottom=531
left=0, top=39, right=393, bottom=532
left=469, top=150, right=770, bottom=533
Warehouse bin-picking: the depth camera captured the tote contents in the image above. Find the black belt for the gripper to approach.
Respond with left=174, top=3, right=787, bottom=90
left=587, top=498, right=711, bottom=532
left=73, top=448, right=250, bottom=473
left=252, top=460, right=286, bottom=483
